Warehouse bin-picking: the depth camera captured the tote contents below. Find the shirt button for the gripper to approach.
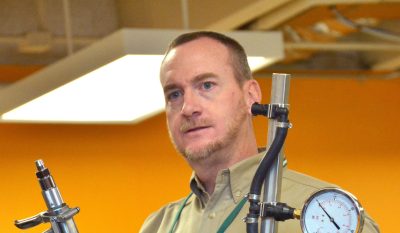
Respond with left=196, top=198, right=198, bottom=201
left=208, top=212, right=216, bottom=219
left=235, top=190, right=242, bottom=197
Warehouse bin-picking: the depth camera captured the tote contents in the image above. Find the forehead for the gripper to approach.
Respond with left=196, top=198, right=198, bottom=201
left=165, top=37, right=230, bottom=60
left=160, top=38, right=233, bottom=84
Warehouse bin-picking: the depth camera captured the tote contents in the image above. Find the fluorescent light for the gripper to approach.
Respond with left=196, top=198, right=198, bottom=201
left=0, top=29, right=283, bottom=123
left=2, top=55, right=165, bottom=122
left=248, top=57, right=275, bottom=72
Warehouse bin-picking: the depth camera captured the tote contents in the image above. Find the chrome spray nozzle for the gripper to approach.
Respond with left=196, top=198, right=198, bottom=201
left=35, top=159, right=46, bottom=171
left=15, top=159, right=80, bottom=233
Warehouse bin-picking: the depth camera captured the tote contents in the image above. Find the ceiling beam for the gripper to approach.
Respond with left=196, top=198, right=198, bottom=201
left=255, top=69, right=399, bottom=79
left=372, top=55, right=400, bottom=71
left=205, top=0, right=292, bottom=30
left=116, top=0, right=291, bottom=30
left=248, top=0, right=314, bottom=30
left=285, top=42, right=400, bottom=51
left=0, top=36, right=96, bottom=45
left=249, top=0, right=400, bottom=30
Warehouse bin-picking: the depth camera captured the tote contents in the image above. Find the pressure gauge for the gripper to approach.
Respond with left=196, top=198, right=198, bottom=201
left=301, top=188, right=365, bottom=233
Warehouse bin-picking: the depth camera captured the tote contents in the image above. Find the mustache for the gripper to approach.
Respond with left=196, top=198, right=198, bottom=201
left=180, top=118, right=212, bottom=133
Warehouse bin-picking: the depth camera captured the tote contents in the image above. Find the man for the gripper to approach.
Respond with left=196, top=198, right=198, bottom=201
left=140, top=31, right=380, bottom=233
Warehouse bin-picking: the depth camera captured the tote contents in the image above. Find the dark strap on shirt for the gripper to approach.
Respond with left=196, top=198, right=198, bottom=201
left=216, top=196, right=248, bottom=233
left=169, top=192, right=193, bottom=233
left=169, top=192, right=248, bottom=233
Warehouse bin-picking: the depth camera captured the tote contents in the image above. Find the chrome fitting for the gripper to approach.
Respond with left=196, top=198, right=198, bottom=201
left=267, top=104, right=274, bottom=118
left=275, top=103, right=289, bottom=108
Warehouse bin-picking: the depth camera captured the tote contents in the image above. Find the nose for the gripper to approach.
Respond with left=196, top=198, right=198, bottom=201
left=181, top=90, right=201, bottom=117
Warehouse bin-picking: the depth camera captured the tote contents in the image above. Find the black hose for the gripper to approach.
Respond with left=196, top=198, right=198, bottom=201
left=249, top=126, right=288, bottom=195
left=251, top=103, right=271, bottom=117
left=246, top=113, right=289, bottom=233
left=247, top=222, right=258, bottom=233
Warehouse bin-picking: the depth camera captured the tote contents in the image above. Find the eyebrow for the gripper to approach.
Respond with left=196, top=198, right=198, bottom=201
left=163, top=83, right=179, bottom=94
left=163, top=72, right=218, bottom=94
left=192, top=72, right=218, bottom=83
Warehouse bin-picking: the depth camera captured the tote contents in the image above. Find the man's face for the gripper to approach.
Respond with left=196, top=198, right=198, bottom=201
left=160, top=38, right=249, bottom=161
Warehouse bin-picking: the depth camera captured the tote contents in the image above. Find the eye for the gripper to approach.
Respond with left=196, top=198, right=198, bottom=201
left=166, top=90, right=182, bottom=101
left=202, top=81, right=214, bottom=90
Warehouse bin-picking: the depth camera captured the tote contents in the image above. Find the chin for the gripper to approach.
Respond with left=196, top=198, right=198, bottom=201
left=183, top=140, right=224, bottom=162
left=184, top=148, right=212, bottom=162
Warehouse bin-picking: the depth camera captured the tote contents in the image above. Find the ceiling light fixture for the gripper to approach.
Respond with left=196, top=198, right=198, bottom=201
left=0, top=28, right=283, bottom=124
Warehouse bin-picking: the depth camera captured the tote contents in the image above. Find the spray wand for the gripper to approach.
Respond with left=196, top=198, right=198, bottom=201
left=15, top=159, right=80, bottom=233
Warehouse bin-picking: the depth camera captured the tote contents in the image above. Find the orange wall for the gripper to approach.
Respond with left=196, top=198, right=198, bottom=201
left=0, top=77, right=398, bottom=232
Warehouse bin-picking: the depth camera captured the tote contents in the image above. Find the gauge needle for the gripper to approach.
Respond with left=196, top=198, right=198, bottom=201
left=316, top=199, right=340, bottom=230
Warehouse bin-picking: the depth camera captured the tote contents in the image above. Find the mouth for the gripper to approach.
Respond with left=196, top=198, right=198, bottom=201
left=184, top=126, right=211, bottom=134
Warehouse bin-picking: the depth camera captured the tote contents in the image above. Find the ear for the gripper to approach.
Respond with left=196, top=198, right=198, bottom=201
left=243, top=79, right=262, bottom=114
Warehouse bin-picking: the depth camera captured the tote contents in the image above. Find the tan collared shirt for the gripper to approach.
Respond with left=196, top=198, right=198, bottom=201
left=139, top=153, right=380, bottom=233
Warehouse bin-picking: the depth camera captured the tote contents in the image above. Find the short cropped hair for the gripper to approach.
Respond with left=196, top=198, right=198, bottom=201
left=162, top=31, right=252, bottom=85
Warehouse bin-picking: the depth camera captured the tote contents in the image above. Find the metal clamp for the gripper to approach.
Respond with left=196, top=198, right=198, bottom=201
left=246, top=193, right=261, bottom=202
left=243, top=216, right=259, bottom=224
left=272, top=103, right=290, bottom=109
left=42, top=206, right=80, bottom=223
left=276, top=122, right=293, bottom=128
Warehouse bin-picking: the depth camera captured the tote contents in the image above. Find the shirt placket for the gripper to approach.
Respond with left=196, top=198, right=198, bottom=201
left=197, top=170, right=233, bottom=232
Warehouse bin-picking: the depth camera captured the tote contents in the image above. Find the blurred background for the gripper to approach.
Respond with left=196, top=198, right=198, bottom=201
left=0, top=0, right=399, bottom=232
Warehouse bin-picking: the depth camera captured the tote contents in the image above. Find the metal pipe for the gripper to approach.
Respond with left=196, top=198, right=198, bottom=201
left=62, top=0, right=74, bottom=55
left=35, top=0, right=47, bottom=31
left=36, top=159, right=79, bottom=233
left=180, top=0, right=190, bottom=29
left=261, top=73, right=291, bottom=233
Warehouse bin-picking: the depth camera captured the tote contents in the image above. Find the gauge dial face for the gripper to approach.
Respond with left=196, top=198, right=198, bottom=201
left=301, top=188, right=364, bottom=233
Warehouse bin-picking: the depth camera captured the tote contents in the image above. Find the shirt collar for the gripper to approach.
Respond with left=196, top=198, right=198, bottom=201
left=189, top=151, right=266, bottom=204
left=228, top=151, right=264, bottom=203
left=189, top=173, right=209, bottom=207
